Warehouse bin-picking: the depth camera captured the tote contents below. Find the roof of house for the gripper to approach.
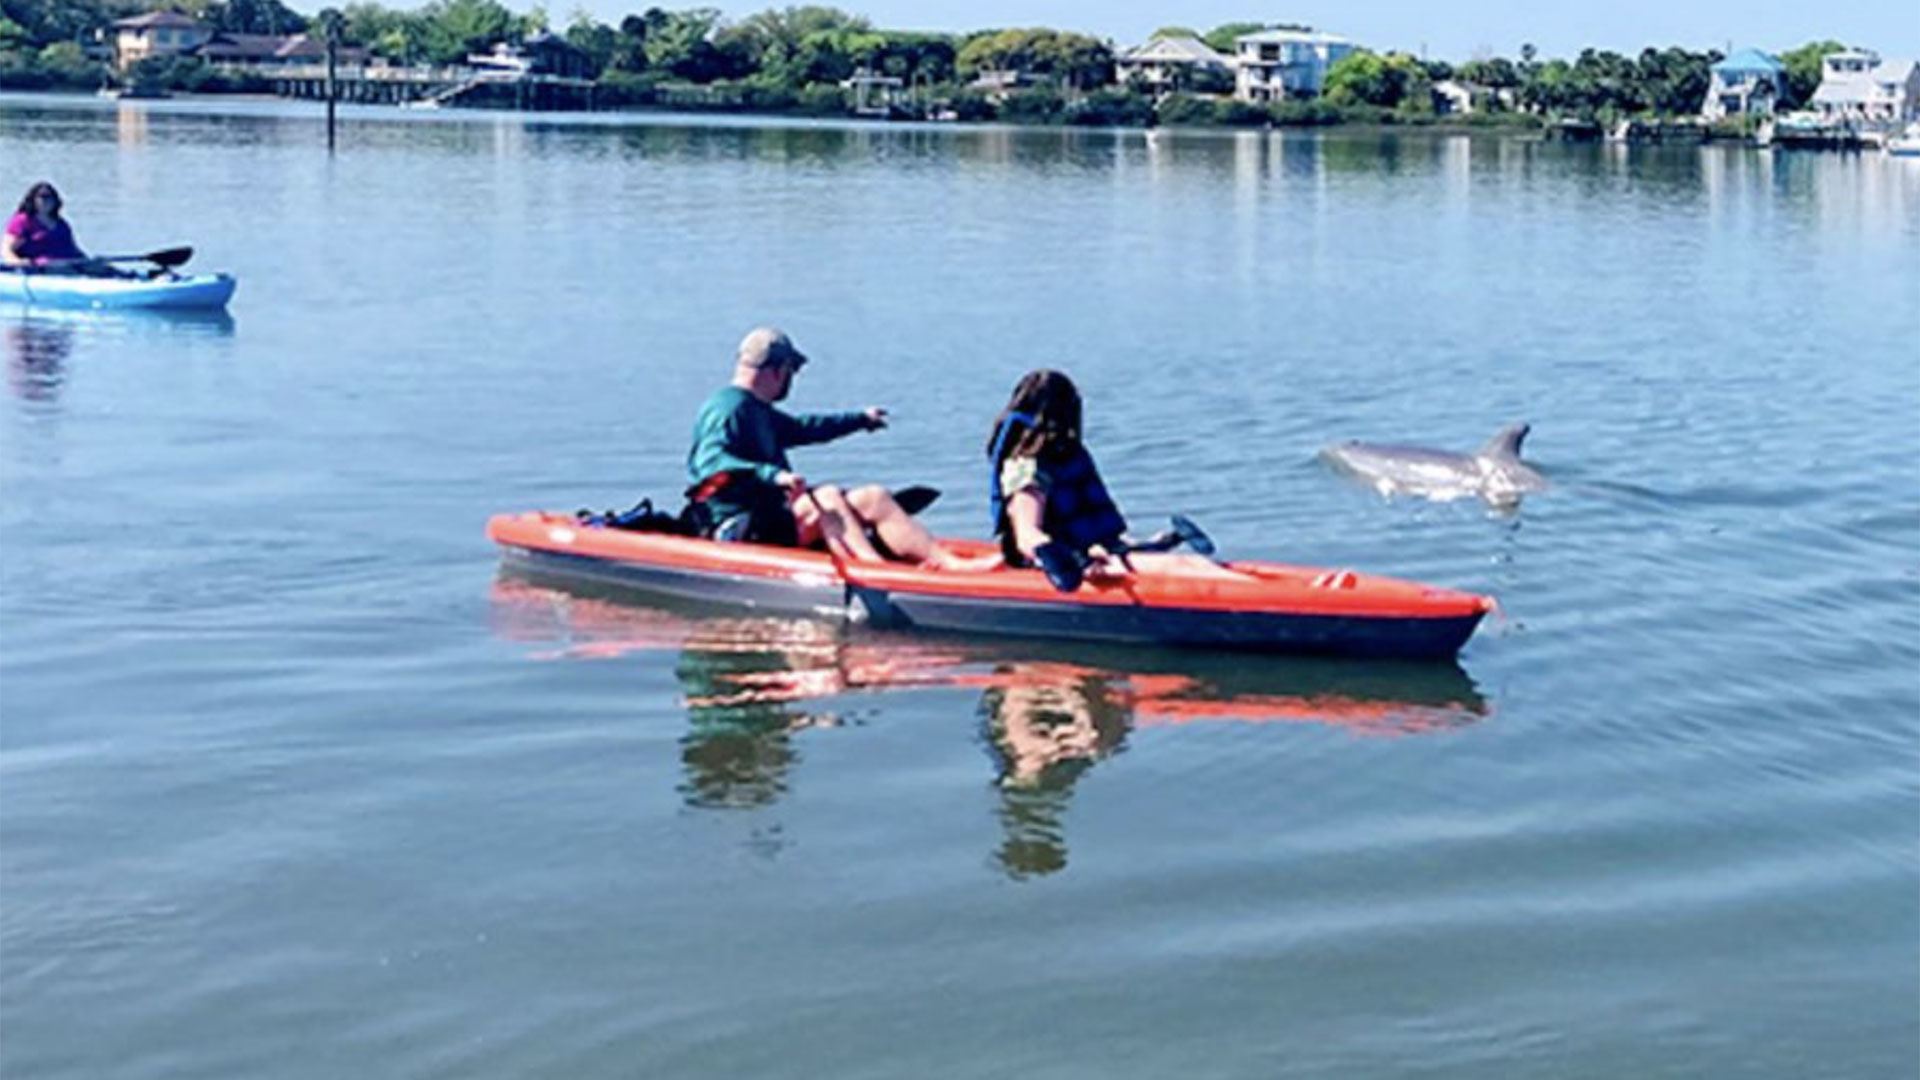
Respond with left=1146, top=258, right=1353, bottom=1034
left=113, top=10, right=208, bottom=30
left=1235, top=28, right=1351, bottom=47
left=520, top=31, right=587, bottom=55
left=1813, top=54, right=1918, bottom=103
left=1118, top=35, right=1231, bottom=66
left=195, top=33, right=288, bottom=60
left=1712, top=48, right=1782, bottom=74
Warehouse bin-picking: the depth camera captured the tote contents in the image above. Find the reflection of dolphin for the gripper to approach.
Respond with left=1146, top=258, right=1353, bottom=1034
left=1322, top=423, right=1546, bottom=506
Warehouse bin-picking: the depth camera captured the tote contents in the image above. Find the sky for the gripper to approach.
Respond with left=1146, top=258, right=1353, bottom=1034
left=563, top=0, right=1918, bottom=61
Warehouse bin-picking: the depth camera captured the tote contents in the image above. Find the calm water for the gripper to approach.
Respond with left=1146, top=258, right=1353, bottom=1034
left=3, top=95, right=1916, bottom=1078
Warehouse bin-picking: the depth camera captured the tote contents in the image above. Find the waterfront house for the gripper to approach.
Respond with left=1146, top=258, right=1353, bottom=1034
left=1810, top=49, right=1920, bottom=127
left=469, top=33, right=595, bottom=80
left=841, top=68, right=906, bottom=116
left=112, top=11, right=213, bottom=70
left=1232, top=28, right=1356, bottom=102
left=1700, top=48, right=1784, bottom=120
left=1431, top=79, right=1478, bottom=115
left=1116, top=34, right=1233, bottom=96
left=196, top=32, right=367, bottom=69
left=968, top=68, right=1043, bottom=102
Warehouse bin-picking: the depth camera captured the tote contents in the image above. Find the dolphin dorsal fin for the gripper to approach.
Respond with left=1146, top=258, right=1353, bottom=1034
left=1479, top=423, right=1530, bottom=461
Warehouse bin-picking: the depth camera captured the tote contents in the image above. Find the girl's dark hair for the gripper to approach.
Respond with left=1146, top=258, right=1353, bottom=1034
left=16, top=182, right=61, bottom=219
left=987, top=369, right=1083, bottom=465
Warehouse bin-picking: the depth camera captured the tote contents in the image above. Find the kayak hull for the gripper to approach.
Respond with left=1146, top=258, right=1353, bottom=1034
left=859, top=587, right=1485, bottom=658
left=488, top=512, right=1493, bottom=659
left=0, top=271, right=237, bottom=310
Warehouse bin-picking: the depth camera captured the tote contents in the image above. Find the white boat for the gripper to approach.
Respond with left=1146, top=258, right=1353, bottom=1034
left=1888, top=123, right=1920, bottom=158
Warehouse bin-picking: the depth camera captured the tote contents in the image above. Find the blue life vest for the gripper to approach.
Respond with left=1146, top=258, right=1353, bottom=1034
left=989, top=413, right=1128, bottom=561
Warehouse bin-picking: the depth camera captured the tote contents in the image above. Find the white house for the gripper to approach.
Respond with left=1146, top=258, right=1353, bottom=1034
left=1431, top=79, right=1476, bottom=115
left=1700, top=48, right=1784, bottom=120
left=1116, top=34, right=1233, bottom=96
left=1232, top=28, right=1355, bottom=102
left=1811, top=49, right=1920, bottom=126
left=112, top=10, right=213, bottom=70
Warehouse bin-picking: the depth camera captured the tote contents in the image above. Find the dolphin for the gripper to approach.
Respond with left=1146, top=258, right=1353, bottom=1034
left=1321, top=423, right=1547, bottom=505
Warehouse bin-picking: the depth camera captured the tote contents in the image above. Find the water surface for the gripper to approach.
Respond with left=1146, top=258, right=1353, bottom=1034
left=3, top=95, right=1917, bottom=1078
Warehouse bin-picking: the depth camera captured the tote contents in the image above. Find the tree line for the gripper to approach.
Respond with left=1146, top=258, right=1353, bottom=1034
left=0, top=0, right=1855, bottom=129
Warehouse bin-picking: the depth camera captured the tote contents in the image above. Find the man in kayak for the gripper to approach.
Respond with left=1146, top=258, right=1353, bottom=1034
left=2, top=183, right=93, bottom=272
left=687, top=327, right=955, bottom=565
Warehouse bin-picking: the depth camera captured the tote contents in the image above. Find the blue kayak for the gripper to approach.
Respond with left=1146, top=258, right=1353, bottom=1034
left=0, top=270, right=236, bottom=310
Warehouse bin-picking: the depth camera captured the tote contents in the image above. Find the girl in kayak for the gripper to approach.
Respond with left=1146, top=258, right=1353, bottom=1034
left=987, top=370, right=1131, bottom=578
left=3, top=183, right=91, bottom=271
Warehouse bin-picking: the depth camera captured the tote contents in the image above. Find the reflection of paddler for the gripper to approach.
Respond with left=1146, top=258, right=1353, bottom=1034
left=674, top=619, right=848, bottom=812
left=5, top=319, right=72, bottom=402
left=978, top=665, right=1133, bottom=880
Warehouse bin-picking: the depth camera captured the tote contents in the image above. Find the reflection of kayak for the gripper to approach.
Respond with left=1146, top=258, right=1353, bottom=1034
left=0, top=271, right=237, bottom=310
left=490, top=578, right=1491, bottom=732
left=487, top=512, right=1495, bottom=659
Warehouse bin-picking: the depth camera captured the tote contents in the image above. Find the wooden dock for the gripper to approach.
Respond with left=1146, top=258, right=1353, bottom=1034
left=264, top=63, right=596, bottom=110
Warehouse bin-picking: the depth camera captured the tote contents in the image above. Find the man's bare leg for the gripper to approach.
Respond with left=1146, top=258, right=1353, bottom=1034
left=796, top=485, right=886, bottom=562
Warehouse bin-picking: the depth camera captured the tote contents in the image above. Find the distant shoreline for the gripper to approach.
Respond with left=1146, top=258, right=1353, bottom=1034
left=7, top=89, right=1799, bottom=147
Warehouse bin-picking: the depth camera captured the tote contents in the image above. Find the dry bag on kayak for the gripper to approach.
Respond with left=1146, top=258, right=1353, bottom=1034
left=575, top=498, right=695, bottom=536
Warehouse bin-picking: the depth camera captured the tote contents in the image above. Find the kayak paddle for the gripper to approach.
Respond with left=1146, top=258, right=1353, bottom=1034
left=1123, top=515, right=1217, bottom=557
left=94, top=246, right=193, bottom=268
left=893, top=485, right=940, bottom=515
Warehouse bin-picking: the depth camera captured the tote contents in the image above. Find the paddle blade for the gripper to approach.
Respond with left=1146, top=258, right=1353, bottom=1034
left=1033, top=541, right=1084, bottom=593
left=893, top=485, right=941, bottom=516
left=1170, top=515, right=1216, bottom=557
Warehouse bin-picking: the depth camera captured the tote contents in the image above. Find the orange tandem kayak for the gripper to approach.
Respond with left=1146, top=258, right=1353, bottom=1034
left=487, top=511, right=1494, bottom=659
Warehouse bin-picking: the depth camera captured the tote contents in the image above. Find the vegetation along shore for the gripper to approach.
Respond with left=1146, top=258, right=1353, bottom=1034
left=0, top=0, right=1878, bottom=136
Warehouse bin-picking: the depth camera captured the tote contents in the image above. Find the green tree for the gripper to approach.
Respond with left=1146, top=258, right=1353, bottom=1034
left=419, top=0, right=517, bottom=65
left=1634, top=46, right=1716, bottom=115
left=563, top=8, right=615, bottom=71
left=208, top=0, right=308, bottom=35
left=956, top=28, right=1110, bottom=90
left=1777, top=40, right=1843, bottom=107
left=1202, top=22, right=1270, bottom=54
left=1324, top=50, right=1428, bottom=109
left=643, top=6, right=725, bottom=77
left=1458, top=56, right=1518, bottom=89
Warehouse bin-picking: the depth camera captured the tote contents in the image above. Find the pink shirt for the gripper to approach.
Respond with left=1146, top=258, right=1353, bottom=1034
left=5, top=211, right=83, bottom=264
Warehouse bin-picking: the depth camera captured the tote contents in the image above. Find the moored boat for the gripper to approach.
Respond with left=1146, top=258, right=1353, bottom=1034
left=487, top=511, right=1495, bottom=659
left=1888, top=123, right=1920, bottom=158
left=0, top=270, right=237, bottom=310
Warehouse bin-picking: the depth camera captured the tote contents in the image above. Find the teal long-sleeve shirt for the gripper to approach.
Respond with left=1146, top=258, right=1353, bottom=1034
left=686, top=386, right=872, bottom=489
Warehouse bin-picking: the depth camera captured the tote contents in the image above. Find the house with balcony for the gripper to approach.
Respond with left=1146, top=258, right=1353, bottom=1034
left=1232, top=28, right=1355, bottom=102
left=112, top=11, right=214, bottom=70
left=1804, top=50, right=1912, bottom=126
left=1810, top=49, right=1919, bottom=127
left=1116, top=34, right=1233, bottom=97
left=468, top=33, right=595, bottom=80
left=1700, top=48, right=1784, bottom=120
